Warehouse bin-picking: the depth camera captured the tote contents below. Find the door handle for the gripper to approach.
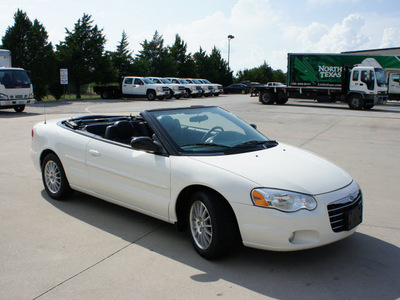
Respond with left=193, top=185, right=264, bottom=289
left=89, top=149, right=100, bottom=157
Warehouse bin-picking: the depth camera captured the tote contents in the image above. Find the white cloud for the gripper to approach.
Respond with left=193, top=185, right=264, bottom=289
left=380, top=27, right=400, bottom=48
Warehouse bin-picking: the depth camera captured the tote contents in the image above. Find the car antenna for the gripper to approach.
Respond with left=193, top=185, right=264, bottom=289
left=43, top=98, right=47, bottom=124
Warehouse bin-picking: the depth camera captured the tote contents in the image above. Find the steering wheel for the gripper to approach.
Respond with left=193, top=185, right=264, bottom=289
left=202, top=126, right=224, bottom=142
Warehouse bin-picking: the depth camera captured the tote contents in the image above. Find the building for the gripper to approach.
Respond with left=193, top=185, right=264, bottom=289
left=342, top=47, right=400, bottom=56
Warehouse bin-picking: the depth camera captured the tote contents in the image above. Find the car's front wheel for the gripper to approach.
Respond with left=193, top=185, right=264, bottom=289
left=188, top=190, right=235, bottom=259
left=42, top=153, right=72, bottom=200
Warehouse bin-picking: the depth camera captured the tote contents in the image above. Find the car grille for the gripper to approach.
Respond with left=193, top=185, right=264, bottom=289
left=162, top=87, right=169, bottom=92
left=327, top=190, right=362, bottom=233
left=178, top=86, right=185, bottom=91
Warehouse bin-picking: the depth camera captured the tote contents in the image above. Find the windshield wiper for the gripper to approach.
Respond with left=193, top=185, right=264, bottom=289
left=180, top=143, right=231, bottom=148
left=232, top=140, right=278, bottom=148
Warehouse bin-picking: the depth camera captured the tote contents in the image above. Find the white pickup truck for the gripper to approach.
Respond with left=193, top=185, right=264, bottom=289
left=168, top=78, right=203, bottom=98
left=94, top=76, right=170, bottom=100
left=147, top=77, right=186, bottom=99
left=122, top=77, right=169, bottom=100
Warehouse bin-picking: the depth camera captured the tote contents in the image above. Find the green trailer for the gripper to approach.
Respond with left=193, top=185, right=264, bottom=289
left=252, top=53, right=395, bottom=110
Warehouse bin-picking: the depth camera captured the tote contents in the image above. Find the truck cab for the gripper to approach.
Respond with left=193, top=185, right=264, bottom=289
left=122, top=77, right=169, bottom=100
left=386, top=71, right=400, bottom=100
left=0, top=67, right=35, bottom=112
left=347, top=66, right=387, bottom=108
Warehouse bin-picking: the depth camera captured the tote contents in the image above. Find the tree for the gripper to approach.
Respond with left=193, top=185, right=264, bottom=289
left=110, top=30, right=134, bottom=80
left=208, top=47, right=232, bottom=86
left=193, top=47, right=232, bottom=85
left=167, top=34, right=195, bottom=77
left=236, top=61, right=280, bottom=84
left=56, top=13, right=112, bottom=98
left=2, top=9, right=55, bottom=100
left=135, top=31, right=174, bottom=77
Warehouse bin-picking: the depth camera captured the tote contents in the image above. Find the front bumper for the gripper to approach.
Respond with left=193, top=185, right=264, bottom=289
left=233, top=181, right=362, bottom=251
left=0, top=98, right=35, bottom=107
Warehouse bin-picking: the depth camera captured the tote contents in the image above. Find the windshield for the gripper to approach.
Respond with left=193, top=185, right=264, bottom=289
left=149, top=106, right=276, bottom=154
left=161, top=78, right=171, bottom=84
left=375, top=68, right=386, bottom=87
left=0, top=69, right=31, bottom=86
left=142, top=78, right=153, bottom=84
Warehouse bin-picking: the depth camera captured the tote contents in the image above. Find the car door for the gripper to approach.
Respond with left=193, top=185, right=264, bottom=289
left=122, top=77, right=134, bottom=95
left=389, top=73, right=400, bottom=94
left=133, top=78, right=146, bottom=96
left=85, top=139, right=171, bottom=221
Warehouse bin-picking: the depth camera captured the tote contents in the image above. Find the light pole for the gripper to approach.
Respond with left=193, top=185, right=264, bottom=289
left=227, top=35, right=235, bottom=69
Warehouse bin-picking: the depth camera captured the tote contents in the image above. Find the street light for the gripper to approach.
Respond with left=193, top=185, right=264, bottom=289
left=227, top=35, right=235, bottom=69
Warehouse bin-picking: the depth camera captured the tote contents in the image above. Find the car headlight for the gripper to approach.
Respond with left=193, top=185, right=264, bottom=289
left=0, top=93, right=9, bottom=100
left=251, top=188, right=317, bottom=212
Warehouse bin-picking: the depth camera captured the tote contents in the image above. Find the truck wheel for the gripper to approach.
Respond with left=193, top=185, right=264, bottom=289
left=14, top=105, right=25, bottom=112
left=174, top=94, right=181, bottom=99
left=260, top=91, right=275, bottom=104
left=364, top=104, right=374, bottom=110
left=147, top=90, right=156, bottom=101
left=276, top=97, right=288, bottom=105
left=157, top=96, right=166, bottom=100
left=101, top=91, right=110, bottom=99
left=348, top=94, right=364, bottom=110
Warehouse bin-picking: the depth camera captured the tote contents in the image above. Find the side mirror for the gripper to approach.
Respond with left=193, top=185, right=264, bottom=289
left=250, top=124, right=257, bottom=129
left=130, top=137, right=162, bottom=153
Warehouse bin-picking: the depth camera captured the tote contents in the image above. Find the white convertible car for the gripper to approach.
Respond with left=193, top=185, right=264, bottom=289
left=31, top=106, right=362, bottom=259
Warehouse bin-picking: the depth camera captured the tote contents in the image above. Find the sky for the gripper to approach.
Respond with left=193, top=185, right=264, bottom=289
left=1, top=0, right=400, bottom=73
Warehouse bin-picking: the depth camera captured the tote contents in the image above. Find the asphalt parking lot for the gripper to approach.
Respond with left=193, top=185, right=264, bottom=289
left=1, top=95, right=399, bottom=300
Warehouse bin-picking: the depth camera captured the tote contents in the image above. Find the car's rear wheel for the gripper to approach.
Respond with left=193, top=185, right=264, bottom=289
left=188, top=190, right=234, bottom=259
left=42, top=153, right=72, bottom=200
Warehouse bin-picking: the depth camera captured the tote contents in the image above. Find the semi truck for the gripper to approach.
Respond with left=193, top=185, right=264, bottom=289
left=252, top=53, right=400, bottom=110
left=0, top=49, right=35, bottom=112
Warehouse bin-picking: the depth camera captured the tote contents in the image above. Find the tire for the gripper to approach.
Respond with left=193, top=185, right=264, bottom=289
left=101, top=91, right=110, bottom=99
left=174, top=94, right=181, bottom=99
left=364, top=103, right=374, bottom=110
left=14, top=105, right=25, bottom=112
left=260, top=91, right=275, bottom=104
left=157, top=96, right=166, bottom=100
left=41, top=153, right=72, bottom=200
left=348, top=94, right=364, bottom=110
left=275, top=97, right=288, bottom=105
left=188, top=190, right=235, bottom=259
left=147, top=90, right=156, bottom=101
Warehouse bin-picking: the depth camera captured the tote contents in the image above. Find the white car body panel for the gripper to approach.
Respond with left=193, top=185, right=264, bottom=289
left=85, top=139, right=171, bottom=220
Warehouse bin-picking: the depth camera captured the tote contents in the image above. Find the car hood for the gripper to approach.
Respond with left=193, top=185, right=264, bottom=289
left=189, top=143, right=353, bottom=195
